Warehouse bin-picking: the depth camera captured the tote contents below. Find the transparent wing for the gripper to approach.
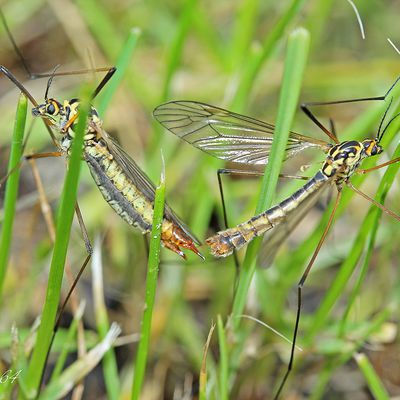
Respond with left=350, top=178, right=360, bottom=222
left=257, top=174, right=332, bottom=267
left=153, top=101, right=330, bottom=165
left=97, top=127, right=200, bottom=244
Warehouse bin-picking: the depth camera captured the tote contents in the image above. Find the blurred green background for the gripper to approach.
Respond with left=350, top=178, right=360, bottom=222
left=0, top=0, right=399, bottom=399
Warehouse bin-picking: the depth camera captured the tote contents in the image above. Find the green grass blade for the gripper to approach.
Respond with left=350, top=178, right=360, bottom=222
left=40, top=324, right=121, bottom=400
left=310, top=309, right=391, bottom=400
left=354, top=353, right=390, bottom=400
left=150, top=0, right=198, bottom=161
left=217, top=315, right=228, bottom=400
left=192, top=8, right=229, bottom=71
left=305, top=0, right=335, bottom=48
left=22, top=87, right=91, bottom=398
left=92, top=237, right=120, bottom=400
left=229, top=0, right=259, bottom=70
left=231, top=0, right=307, bottom=111
left=131, top=158, right=166, bottom=400
left=50, top=302, right=85, bottom=381
left=97, top=27, right=141, bottom=116
left=199, top=321, right=216, bottom=400
left=161, top=0, right=198, bottom=101
left=230, top=28, right=310, bottom=330
left=73, top=0, right=122, bottom=60
left=0, top=94, right=27, bottom=296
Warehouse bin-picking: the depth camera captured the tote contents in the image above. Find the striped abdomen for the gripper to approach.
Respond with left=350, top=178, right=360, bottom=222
left=84, top=140, right=202, bottom=259
left=206, top=171, right=330, bottom=257
left=85, top=145, right=155, bottom=232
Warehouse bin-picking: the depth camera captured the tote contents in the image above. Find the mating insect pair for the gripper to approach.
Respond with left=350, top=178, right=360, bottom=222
left=3, top=64, right=400, bottom=397
left=2, top=12, right=399, bottom=398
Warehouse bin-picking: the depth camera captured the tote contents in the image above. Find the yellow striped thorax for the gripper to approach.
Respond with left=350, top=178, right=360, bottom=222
left=322, top=139, right=382, bottom=186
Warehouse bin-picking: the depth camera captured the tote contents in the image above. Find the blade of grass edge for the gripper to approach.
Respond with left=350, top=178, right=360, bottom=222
left=227, top=26, right=310, bottom=389
left=354, top=353, right=390, bottom=400
left=230, top=28, right=310, bottom=329
left=131, top=156, right=165, bottom=400
left=217, top=315, right=228, bottom=400
left=161, top=0, right=198, bottom=101
left=22, top=86, right=91, bottom=398
left=50, top=302, right=86, bottom=382
left=199, top=321, right=216, bottom=400
left=97, top=27, right=141, bottom=116
left=0, top=93, right=27, bottom=297
left=92, top=237, right=120, bottom=400
left=309, top=309, right=391, bottom=400
left=231, top=0, right=307, bottom=111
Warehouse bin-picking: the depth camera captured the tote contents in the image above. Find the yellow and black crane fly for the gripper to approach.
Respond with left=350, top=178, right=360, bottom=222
left=153, top=84, right=400, bottom=398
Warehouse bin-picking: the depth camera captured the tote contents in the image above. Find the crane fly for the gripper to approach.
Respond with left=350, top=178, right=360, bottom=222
left=30, top=94, right=203, bottom=260
left=153, top=83, right=400, bottom=398
left=153, top=97, right=399, bottom=255
left=0, top=6, right=202, bottom=261
left=1, top=66, right=203, bottom=260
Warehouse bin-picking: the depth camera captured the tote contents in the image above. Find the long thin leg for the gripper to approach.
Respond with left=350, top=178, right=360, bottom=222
left=346, top=182, right=400, bottom=222
left=301, top=76, right=400, bottom=143
left=1, top=151, right=63, bottom=190
left=91, top=67, right=117, bottom=99
left=54, top=254, right=92, bottom=329
left=28, top=159, right=56, bottom=241
left=53, top=204, right=94, bottom=330
left=301, top=104, right=339, bottom=143
left=10, top=151, right=62, bottom=185
left=0, top=66, right=40, bottom=107
left=38, top=204, right=92, bottom=394
left=0, top=66, right=60, bottom=146
left=28, top=159, right=92, bottom=326
left=329, top=118, right=337, bottom=139
left=273, top=189, right=342, bottom=400
left=1, top=7, right=116, bottom=99
left=26, top=157, right=93, bottom=314
left=25, top=151, right=63, bottom=160
left=0, top=9, right=31, bottom=78
left=0, top=124, right=37, bottom=189
left=74, top=203, right=93, bottom=256
left=357, top=156, right=400, bottom=174
left=27, top=156, right=88, bottom=394
left=33, top=67, right=115, bottom=80
left=273, top=172, right=400, bottom=399
left=217, top=169, right=241, bottom=286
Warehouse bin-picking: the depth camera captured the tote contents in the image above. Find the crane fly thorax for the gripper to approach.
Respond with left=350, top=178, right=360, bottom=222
left=60, top=99, right=103, bottom=135
left=321, top=139, right=382, bottom=185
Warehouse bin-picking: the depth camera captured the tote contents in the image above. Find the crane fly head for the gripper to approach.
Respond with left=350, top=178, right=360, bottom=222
left=362, top=139, right=383, bottom=157
left=31, top=98, right=63, bottom=122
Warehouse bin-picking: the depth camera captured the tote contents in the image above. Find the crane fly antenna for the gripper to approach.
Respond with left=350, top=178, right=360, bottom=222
left=379, top=111, right=400, bottom=142
left=376, top=97, right=392, bottom=140
left=0, top=8, right=33, bottom=78
left=383, top=75, right=400, bottom=98
left=44, top=64, right=61, bottom=100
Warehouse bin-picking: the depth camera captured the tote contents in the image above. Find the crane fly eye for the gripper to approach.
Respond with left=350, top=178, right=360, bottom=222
left=47, top=103, right=56, bottom=115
